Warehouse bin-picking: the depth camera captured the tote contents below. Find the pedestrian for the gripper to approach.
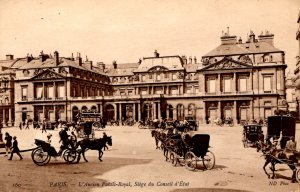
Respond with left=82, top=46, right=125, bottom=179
left=19, top=122, right=22, bottom=130
left=22, top=121, right=25, bottom=129
left=4, top=132, right=12, bottom=157
left=25, top=119, right=30, bottom=129
left=42, top=118, right=47, bottom=133
left=8, top=136, right=23, bottom=160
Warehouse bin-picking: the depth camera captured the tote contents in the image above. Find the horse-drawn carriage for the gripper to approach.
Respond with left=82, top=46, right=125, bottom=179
left=31, top=139, right=80, bottom=166
left=76, top=112, right=104, bottom=138
left=153, top=130, right=215, bottom=171
left=242, top=124, right=263, bottom=148
left=262, top=115, right=300, bottom=182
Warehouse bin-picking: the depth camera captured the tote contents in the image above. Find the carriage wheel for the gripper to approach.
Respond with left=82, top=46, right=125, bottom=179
left=202, top=151, right=215, bottom=170
left=296, top=169, right=300, bottom=183
left=63, top=149, right=79, bottom=164
left=185, top=151, right=197, bottom=171
left=169, top=152, right=177, bottom=167
left=138, top=124, right=144, bottom=129
left=31, top=148, right=51, bottom=166
left=92, top=122, right=101, bottom=129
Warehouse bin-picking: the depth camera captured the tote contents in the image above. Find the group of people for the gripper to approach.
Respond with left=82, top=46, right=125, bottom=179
left=19, top=118, right=48, bottom=133
left=1, top=131, right=23, bottom=160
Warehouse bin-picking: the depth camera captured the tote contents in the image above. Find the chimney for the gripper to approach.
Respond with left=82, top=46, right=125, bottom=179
left=113, top=60, right=117, bottom=69
left=189, top=56, right=192, bottom=64
left=194, top=56, right=197, bottom=64
left=249, top=30, right=256, bottom=43
left=258, top=30, right=274, bottom=45
left=84, top=61, right=93, bottom=70
left=220, top=27, right=237, bottom=45
left=181, top=55, right=187, bottom=65
left=97, top=62, right=105, bottom=72
left=6, top=54, right=14, bottom=60
left=154, top=50, right=160, bottom=58
left=39, top=51, right=49, bottom=62
left=54, top=51, right=59, bottom=66
left=76, top=52, right=82, bottom=66
left=138, top=58, right=142, bottom=64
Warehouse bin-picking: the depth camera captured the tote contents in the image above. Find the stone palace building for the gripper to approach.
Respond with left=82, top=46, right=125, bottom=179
left=0, top=30, right=288, bottom=125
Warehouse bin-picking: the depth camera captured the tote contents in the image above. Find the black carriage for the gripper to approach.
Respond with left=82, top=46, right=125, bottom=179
left=77, top=112, right=103, bottom=138
left=267, top=115, right=295, bottom=148
left=242, top=124, right=262, bottom=148
left=184, top=134, right=215, bottom=170
left=31, top=139, right=80, bottom=166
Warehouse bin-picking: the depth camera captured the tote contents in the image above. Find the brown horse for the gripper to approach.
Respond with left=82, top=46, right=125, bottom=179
left=263, top=146, right=300, bottom=182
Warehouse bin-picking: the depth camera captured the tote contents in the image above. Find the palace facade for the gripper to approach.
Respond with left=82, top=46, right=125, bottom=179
left=0, top=30, right=288, bottom=125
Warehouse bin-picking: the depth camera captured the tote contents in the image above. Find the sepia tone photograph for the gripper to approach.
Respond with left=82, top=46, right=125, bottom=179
left=0, top=0, right=300, bottom=191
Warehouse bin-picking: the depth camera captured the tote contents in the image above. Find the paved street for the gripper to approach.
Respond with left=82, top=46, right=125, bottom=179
left=0, top=124, right=300, bottom=192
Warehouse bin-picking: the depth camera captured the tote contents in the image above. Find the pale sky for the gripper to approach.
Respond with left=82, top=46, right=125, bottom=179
left=0, top=0, right=299, bottom=72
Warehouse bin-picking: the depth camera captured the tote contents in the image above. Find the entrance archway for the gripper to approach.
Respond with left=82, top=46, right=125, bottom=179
left=72, top=106, right=79, bottom=122
left=91, top=106, right=97, bottom=113
left=168, top=105, right=173, bottom=120
left=105, top=104, right=115, bottom=121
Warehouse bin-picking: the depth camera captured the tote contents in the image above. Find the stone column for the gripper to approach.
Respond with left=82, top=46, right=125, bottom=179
left=233, top=73, right=236, bottom=93
left=8, top=108, right=12, bottom=126
left=114, top=104, right=117, bottom=121
left=138, top=103, right=141, bottom=121
left=216, top=74, right=220, bottom=93
left=119, top=103, right=122, bottom=121
left=153, top=102, right=156, bottom=119
left=233, top=101, right=237, bottom=124
left=203, top=101, right=207, bottom=124
left=2, top=109, right=5, bottom=126
left=173, top=108, right=177, bottom=120
left=158, top=102, right=161, bottom=120
left=166, top=106, right=170, bottom=119
left=43, top=82, right=45, bottom=99
left=53, top=82, right=56, bottom=98
left=132, top=103, right=136, bottom=121
left=250, top=100, right=254, bottom=120
left=218, top=101, right=222, bottom=119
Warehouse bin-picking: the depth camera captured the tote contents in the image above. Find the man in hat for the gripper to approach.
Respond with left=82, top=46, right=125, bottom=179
left=285, top=136, right=297, bottom=152
left=8, top=136, right=23, bottom=160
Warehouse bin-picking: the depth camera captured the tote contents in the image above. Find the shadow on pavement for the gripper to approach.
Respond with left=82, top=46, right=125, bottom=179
left=0, top=155, right=151, bottom=192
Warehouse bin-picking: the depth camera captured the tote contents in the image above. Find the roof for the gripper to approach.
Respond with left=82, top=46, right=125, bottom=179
left=16, top=57, right=106, bottom=75
left=105, top=63, right=139, bottom=76
left=185, top=63, right=201, bottom=72
left=203, top=41, right=282, bottom=57
left=136, top=56, right=184, bottom=72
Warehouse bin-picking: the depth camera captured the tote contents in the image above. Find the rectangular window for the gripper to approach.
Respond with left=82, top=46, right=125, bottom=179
left=171, top=88, right=178, bottom=95
left=58, top=85, right=65, bottom=98
left=239, top=78, right=247, bottom=92
left=164, top=73, right=169, bottom=78
left=141, top=75, right=146, bottom=82
left=194, top=87, right=199, bottom=93
left=157, top=74, right=161, bottom=81
left=224, top=78, right=231, bottom=92
left=140, top=89, right=147, bottom=95
left=36, top=86, right=43, bottom=98
left=47, top=86, right=54, bottom=98
left=21, top=86, right=28, bottom=100
left=208, top=79, right=216, bottom=93
left=120, top=91, right=126, bottom=96
left=263, top=76, right=272, bottom=92
left=186, top=88, right=192, bottom=94
left=128, top=90, right=133, bottom=95
left=149, top=74, right=153, bottom=79
left=172, top=73, right=177, bottom=80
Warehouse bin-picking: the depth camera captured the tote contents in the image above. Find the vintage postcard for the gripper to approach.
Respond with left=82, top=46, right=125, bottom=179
left=0, top=0, right=299, bottom=191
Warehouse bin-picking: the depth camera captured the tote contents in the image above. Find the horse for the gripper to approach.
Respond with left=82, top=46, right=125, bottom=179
left=76, top=136, right=112, bottom=162
left=262, top=145, right=300, bottom=182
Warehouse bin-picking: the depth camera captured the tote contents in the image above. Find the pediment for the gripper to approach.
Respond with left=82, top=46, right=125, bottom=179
left=148, top=66, right=169, bottom=72
left=202, top=58, right=252, bottom=71
left=32, top=69, right=65, bottom=80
